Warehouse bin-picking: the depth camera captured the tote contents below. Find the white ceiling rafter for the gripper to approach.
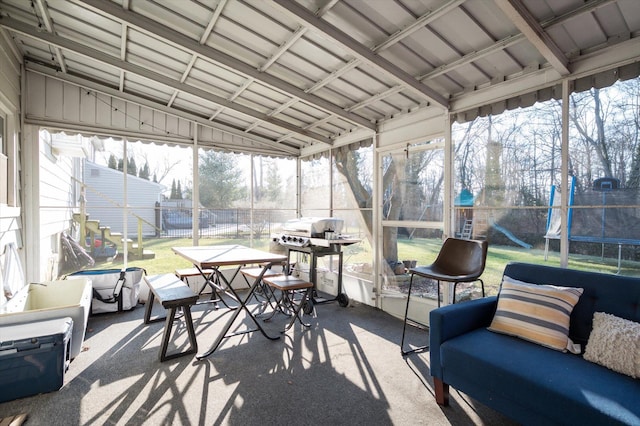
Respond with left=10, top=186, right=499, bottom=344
left=26, top=62, right=300, bottom=156
left=244, top=122, right=260, bottom=133
left=270, top=0, right=450, bottom=109
left=419, top=0, right=611, bottom=83
left=300, top=0, right=462, bottom=111
left=347, top=86, right=403, bottom=112
left=201, top=0, right=227, bottom=44
left=269, top=98, right=299, bottom=117
left=306, top=58, right=359, bottom=93
left=167, top=0, right=226, bottom=109
left=209, top=108, right=224, bottom=121
left=0, top=27, right=23, bottom=63
left=494, top=0, right=570, bottom=76
left=372, top=0, right=465, bottom=52
left=304, top=115, right=332, bottom=131
left=119, top=22, right=127, bottom=91
left=0, top=15, right=333, bottom=145
left=243, top=98, right=300, bottom=134
left=71, top=0, right=375, bottom=131
left=2, top=0, right=637, bottom=159
left=245, top=1, right=336, bottom=141
left=229, top=77, right=254, bottom=102
left=259, top=26, right=307, bottom=72
left=33, top=0, right=67, bottom=74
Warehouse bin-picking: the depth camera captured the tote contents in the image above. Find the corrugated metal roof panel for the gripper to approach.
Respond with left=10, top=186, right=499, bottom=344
left=3, top=0, right=640, bottom=154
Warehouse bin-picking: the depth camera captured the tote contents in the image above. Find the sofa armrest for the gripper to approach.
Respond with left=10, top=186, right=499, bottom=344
left=429, top=296, right=497, bottom=380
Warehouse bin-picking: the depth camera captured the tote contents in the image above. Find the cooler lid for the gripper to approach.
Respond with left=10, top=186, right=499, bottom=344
left=0, top=317, right=73, bottom=351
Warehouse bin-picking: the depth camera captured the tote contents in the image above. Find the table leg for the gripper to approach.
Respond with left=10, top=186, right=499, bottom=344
left=196, top=264, right=280, bottom=360
left=195, top=265, right=237, bottom=309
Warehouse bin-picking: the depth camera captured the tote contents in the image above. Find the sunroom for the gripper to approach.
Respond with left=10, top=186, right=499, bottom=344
left=1, top=0, right=639, bottom=424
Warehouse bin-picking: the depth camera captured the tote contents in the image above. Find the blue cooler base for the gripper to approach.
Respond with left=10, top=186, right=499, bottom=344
left=0, top=317, right=73, bottom=403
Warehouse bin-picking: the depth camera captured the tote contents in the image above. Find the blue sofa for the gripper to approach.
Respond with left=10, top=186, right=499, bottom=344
left=429, top=262, right=640, bottom=425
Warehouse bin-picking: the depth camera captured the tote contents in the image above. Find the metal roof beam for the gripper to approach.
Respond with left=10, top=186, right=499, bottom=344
left=34, top=0, right=67, bottom=73
left=373, top=0, right=464, bottom=52
left=271, top=0, right=449, bottom=109
left=71, top=0, right=375, bottom=131
left=420, top=0, right=611, bottom=83
left=0, top=15, right=333, bottom=145
left=200, top=0, right=227, bottom=44
left=494, top=0, right=570, bottom=75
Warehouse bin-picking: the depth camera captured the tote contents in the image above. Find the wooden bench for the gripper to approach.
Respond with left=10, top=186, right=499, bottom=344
left=175, top=267, right=234, bottom=308
left=143, top=274, right=199, bottom=362
left=261, top=275, right=314, bottom=332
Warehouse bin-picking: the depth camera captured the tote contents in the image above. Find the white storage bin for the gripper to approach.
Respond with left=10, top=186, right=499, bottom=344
left=0, top=277, right=92, bottom=359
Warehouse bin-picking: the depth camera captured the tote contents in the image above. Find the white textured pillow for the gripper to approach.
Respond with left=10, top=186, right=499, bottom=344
left=583, top=312, right=640, bottom=379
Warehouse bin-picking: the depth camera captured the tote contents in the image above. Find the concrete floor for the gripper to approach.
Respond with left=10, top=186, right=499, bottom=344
left=0, top=293, right=517, bottom=425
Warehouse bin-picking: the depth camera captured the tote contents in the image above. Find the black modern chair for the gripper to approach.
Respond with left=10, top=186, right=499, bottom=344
left=400, top=237, right=488, bottom=355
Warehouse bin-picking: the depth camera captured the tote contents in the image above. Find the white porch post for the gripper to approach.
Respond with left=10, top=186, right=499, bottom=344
left=443, top=111, right=454, bottom=304
left=192, top=124, right=199, bottom=246
left=373, top=131, right=382, bottom=309
left=444, top=111, right=453, bottom=238
left=22, top=124, right=39, bottom=283
left=122, top=138, right=128, bottom=268
left=560, top=79, right=570, bottom=268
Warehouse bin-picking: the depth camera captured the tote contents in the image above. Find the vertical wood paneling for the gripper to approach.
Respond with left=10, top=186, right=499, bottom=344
left=80, top=89, right=97, bottom=123
left=63, top=83, right=79, bottom=121
left=45, top=79, right=63, bottom=119
left=126, top=102, right=140, bottom=130
left=199, top=126, right=211, bottom=141
left=0, top=37, right=20, bottom=106
left=112, top=98, right=126, bottom=129
left=179, top=118, right=191, bottom=137
left=166, top=115, right=178, bottom=136
left=153, top=109, right=166, bottom=134
left=96, top=93, right=112, bottom=127
left=140, top=106, right=154, bottom=133
left=27, top=73, right=46, bottom=118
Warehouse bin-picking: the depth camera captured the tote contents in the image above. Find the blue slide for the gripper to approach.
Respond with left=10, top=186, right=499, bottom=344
left=492, top=221, right=532, bottom=249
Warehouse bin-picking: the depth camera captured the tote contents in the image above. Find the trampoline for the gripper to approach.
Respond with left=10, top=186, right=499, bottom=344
left=544, top=176, right=640, bottom=273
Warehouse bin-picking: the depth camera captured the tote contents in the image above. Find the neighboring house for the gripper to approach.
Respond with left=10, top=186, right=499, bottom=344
left=83, top=160, right=164, bottom=238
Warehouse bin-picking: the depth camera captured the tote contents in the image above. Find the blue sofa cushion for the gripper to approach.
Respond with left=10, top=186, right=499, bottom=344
left=502, top=263, right=640, bottom=348
left=440, top=328, right=640, bottom=425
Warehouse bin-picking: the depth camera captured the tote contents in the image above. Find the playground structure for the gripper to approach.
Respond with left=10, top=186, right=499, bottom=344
left=544, top=176, right=640, bottom=272
left=454, top=189, right=530, bottom=248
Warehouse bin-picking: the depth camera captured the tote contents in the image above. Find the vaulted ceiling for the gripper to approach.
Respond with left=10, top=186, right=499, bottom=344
left=1, top=0, right=639, bottom=157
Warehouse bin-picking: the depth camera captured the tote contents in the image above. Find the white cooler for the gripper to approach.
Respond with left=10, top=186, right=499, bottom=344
left=0, top=277, right=92, bottom=359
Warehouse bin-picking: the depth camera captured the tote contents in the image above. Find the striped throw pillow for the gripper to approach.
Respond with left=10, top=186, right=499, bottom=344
left=488, top=276, right=584, bottom=352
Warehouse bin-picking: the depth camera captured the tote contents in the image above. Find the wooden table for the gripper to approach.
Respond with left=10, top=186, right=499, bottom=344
left=172, top=245, right=287, bottom=359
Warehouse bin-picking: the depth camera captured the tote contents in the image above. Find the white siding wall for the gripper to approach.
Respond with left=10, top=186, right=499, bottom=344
left=39, top=139, right=78, bottom=280
left=0, top=32, right=23, bottom=297
left=84, top=162, right=163, bottom=237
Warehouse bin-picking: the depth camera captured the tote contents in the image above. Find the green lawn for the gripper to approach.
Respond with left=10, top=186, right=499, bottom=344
left=92, top=236, right=639, bottom=297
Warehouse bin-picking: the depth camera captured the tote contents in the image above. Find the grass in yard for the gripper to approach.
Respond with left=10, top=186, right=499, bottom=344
left=90, top=236, right=639, bottom=297
left=92, top=238, right=273, bottom=275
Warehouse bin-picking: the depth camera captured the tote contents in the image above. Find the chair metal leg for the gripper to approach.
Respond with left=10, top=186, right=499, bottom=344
left=401, top=273, right=430, bottom=356
left=452, top=278, right=485, bottom=304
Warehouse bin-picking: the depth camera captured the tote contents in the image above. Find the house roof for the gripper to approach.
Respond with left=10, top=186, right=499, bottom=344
left=2, top=0, right=640, bottom=157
